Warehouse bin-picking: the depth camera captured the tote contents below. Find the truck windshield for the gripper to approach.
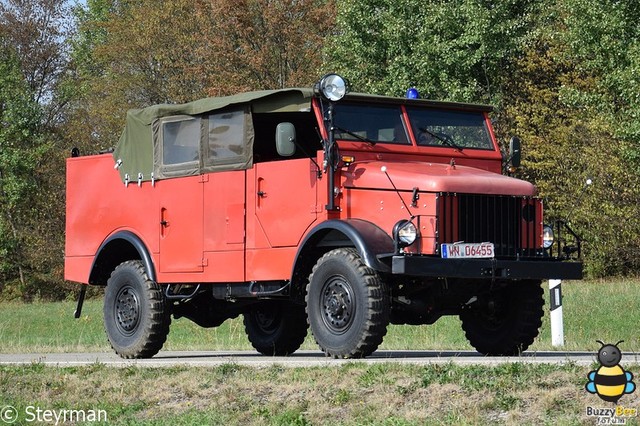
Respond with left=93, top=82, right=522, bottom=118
left=332, top=103, right=494, bottom=150
left=406, top=107, right=494, bottom=150
left=333, top=104, right=409, bottom=145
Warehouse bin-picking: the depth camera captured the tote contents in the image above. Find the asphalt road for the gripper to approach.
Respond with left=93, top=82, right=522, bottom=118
left=0, top=349, right=622, bottom=368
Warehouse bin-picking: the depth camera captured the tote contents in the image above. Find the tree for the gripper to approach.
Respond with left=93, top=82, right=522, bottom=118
left=0, top=0, right=74, bottom=126
left=501, top=2, right=640, bottom=276
left=0, top=42, right=50, bottom=295
left=0, top=1, right=72, bottom=299
left=560, top=0, right=640, bottom=169
left=325, top=0, right=536, bottom=104
left=67, top=0, right=335, bottom=151
left=203, top=0, right=334, bottom=95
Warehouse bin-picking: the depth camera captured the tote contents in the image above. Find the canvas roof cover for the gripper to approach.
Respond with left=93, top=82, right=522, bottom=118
left=112, top=88, right=314, bottom=183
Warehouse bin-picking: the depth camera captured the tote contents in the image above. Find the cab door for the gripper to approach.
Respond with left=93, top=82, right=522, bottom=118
left=254, top=158, right=319, bottom=247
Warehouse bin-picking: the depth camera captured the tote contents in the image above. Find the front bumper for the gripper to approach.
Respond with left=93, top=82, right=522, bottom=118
left=390, top=255, right=583, bottom=280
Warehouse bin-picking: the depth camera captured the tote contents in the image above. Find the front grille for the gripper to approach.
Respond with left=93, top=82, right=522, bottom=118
left=437, top=193, right=543, bottom=258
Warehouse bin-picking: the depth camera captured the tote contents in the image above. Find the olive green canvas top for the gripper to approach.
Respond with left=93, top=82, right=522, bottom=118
left=112, top=88, right=314, bottom=183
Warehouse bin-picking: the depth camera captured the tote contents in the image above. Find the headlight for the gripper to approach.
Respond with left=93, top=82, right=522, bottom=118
left=393, top=220, right=418, bottom=247
left=315, top=73, right=349, bottom=102
left=542, top=224, right=554, bottom=249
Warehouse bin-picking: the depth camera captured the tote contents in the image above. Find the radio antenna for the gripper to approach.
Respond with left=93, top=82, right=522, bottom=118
left=381, top=166, right=414, bottom=217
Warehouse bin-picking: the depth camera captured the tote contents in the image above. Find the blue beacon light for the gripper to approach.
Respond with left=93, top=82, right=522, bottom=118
left=406, top=87, right=420, bottom=99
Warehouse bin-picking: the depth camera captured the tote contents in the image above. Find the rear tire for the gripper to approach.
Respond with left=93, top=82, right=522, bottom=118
left=460, top=280, right=544, bottom=356
left=243, top=301, right=308, bottom=356
left=306, top=248, right=389, bottom=359
left=104, top=260, right=171, bottom=359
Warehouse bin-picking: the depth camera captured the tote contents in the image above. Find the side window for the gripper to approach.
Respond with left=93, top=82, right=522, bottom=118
left=162, top=117, right=200, bottom=165
left=206, top=110, right=245, bottom=165
left=252, top=112, right=321, bottom=163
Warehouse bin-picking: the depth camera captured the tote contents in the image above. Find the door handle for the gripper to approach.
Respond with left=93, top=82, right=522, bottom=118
left=160, top=208, right=169, bottom=237
left=257, top=177, right=267, bottom=200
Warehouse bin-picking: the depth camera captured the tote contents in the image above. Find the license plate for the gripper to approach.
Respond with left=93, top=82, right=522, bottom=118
left=441, top=242, right=495, bottom=259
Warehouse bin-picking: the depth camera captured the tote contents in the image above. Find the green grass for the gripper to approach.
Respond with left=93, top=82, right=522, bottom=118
left=0, top=361, right=628, bottom=425
left=0, top=278, right=639, bottom=354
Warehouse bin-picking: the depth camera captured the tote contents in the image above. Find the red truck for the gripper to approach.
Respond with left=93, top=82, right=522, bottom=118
left=65, top=74, right=582, bottom=359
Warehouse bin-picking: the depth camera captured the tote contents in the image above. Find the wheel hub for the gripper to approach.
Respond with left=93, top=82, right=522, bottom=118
left=476, top=295, right=508, bottom=330
left=326, top=295, right=345, bottom=316
left=115, top=286, right=140, bottom=335
left=321, top=277, right=354, bottom=332
left=253, top=308, right=279, bottom=333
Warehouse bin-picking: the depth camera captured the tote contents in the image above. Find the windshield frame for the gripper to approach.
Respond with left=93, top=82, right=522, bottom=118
left=311, top=96, right=502, bottom=162
left=318, top=98, right=498, bottom=151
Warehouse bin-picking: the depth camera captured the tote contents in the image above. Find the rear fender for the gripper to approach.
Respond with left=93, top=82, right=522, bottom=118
left=89, top=231, right=156, bottom=285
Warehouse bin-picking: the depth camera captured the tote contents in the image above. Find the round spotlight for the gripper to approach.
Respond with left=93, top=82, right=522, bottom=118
left=393, top=220, right=418, bottom=247
left=316, top=74, right=349, bottom=102
left=542, top=224, right=554, bottom=249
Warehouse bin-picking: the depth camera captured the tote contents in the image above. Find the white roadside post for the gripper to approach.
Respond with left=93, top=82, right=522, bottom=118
left=549, top=279, right=564, bottom=347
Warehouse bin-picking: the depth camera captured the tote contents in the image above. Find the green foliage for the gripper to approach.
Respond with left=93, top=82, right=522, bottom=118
left=326, top=0, right=535, bottom=104
left=560, top=0, right=640, bottom=178
left=66, top=0, right=335, bottom=153
left=500, top=2, right=640, bottom=276
left=0, top=1, right=72, bottom=299
left=0, top=43, right=52, bottom=294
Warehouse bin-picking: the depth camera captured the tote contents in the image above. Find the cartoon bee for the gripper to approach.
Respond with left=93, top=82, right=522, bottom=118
left=586, top=340, right=636, bottom=403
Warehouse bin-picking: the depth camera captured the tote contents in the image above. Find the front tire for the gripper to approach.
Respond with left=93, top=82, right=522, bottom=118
left=243, top=301, right=308, bottom=356
left=306, top=248, right=389, bottom=359
left=460, top=280, right=544, bottom=356
left=104, top=260, right=171, bottom=358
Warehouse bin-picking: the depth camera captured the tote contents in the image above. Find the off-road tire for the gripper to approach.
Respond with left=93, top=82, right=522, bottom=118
left=306, top=248, right=389, bottom=359
left=243, top=301, right=308, bottom=356
left=460, top=280, right=544, bottom=356
left=104, top=260, right=171, bottom=359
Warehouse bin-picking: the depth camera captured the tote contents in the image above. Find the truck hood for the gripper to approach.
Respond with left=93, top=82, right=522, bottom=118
left=342, top=161, right=536, bottom=196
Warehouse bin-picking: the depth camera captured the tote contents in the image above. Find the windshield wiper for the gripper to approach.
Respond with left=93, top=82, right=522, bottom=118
left=333, top=126, right=376, bottom=146
left=419, top=127, right=463, bottom=151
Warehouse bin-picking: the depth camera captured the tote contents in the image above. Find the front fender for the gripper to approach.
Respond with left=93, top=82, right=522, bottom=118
left=293, top=219, right=394, bottom=275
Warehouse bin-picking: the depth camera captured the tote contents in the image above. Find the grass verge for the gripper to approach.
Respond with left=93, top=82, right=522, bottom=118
left=2, top=362, right=637, bottom=425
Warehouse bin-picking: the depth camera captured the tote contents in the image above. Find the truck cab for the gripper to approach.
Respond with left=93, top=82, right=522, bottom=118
left=65, top=74, right=582, bottom=359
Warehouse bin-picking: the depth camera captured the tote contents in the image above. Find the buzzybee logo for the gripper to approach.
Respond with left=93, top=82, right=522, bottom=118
left=586, top=340, right=636, bottom=403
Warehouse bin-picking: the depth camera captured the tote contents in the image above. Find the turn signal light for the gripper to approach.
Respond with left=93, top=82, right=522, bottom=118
left=341, top=155, right=355, bottom=165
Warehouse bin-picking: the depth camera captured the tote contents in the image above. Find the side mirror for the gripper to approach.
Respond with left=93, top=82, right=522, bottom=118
left=509, top=136, right=521, bottom=168
left=276, top=122, right=296, bottom=157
